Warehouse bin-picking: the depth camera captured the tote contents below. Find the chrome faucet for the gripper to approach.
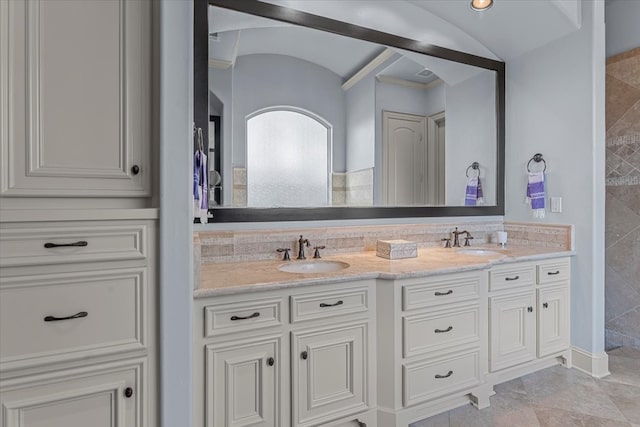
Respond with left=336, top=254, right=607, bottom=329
left=297, top=235, right=311, bottom=259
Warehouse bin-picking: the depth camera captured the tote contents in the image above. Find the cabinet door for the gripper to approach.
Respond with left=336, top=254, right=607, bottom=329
left=292, top=323, right=368, bottom=427
left=490, top=291, right=536, bottom=372
left=0, top=0, right=150, bottom=198
left=537, top=285, right=570, bottom=357
left=205, top=338, right=280, bottom=427
left=0, top=361, right=142, bottom=427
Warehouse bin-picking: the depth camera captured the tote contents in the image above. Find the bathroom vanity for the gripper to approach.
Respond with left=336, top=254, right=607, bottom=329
left=193, top=244, right=572, bottom=427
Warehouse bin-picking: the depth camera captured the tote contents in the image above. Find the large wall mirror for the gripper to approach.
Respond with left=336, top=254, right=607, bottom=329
left=196, top=0, right=505, bottom=222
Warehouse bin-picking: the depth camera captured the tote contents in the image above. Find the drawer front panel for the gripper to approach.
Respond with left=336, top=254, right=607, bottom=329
left=0, top=269, right=146, bottom=371
left=537, top=259, right=570, bottom=285
left=403, top=350, right=480, bottom=407
left=402, top=273, right=481, bottom=311
left=290, top=288, right=368, bottom=323
left=0, top=225, right=147, bottom=268
left=204, top=299, right=282, bottom=337
left=403, top=305, right=480, bottom=358
left=489, top=264, right=536, bottom=292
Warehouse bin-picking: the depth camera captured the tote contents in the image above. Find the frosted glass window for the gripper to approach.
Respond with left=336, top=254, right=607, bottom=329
left=247, top=110, right=330, bottom=207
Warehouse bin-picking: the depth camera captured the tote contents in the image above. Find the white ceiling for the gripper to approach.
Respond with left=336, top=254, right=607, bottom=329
left=209, top=5, right=490, bottom=85
left=258, top=0, right=583, bottom=61
left=409, top=0, right=582, bottom=60
left=209, top=0, right=585, bottom=85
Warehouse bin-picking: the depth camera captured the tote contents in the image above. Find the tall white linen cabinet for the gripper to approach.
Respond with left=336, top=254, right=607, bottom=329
left=0, top=1, right=157, bottom=426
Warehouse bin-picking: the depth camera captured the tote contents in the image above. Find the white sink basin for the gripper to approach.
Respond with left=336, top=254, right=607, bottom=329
left=456, top=248, right=505, bottom=257
left=279, top=260, right=350, bottom=274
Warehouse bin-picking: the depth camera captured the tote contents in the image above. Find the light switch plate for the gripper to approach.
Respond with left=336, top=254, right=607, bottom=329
left=551, top=197, right=562, bottom=213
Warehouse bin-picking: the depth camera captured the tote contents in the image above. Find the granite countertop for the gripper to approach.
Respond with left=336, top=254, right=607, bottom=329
left=195, top=245, right=575, bottom=298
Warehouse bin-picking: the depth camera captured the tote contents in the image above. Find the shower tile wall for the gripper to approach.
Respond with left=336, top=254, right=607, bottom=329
left=605, top=47, right=640, bottom=350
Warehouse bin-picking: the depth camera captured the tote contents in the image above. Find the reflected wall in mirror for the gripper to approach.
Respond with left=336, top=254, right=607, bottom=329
left=199, top=0, right=504, bottom=221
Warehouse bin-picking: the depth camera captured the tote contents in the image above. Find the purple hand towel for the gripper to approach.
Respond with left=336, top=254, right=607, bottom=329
left=193, top=150, right=208, bottom=211
left=465, top=177, right=484, bottom=206
left=526, top=171, right=545, bottom=218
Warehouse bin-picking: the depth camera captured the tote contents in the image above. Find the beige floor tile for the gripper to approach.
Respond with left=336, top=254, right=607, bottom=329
left=409, top=412, right=449, bottom=427
left=521, top=366, right=627, bottom=421
left=533, top=405, right=632, bottom=427
left=598, top=381, right=640, bottom=424
left=608, top=347, right=640, bottom=359
left=604, top=353, right=640, bottom=387
left=448, top=392, right=540, bottom=427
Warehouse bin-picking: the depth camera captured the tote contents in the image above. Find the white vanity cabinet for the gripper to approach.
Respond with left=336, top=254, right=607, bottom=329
left=194, top=281, right=377, bottom=427
left=489, top=258, right=571, bottom=374
left=0, top=0, right=151, bottom=200
left=376, top=271, right=490, bottom=426
left=0, top=0, right=155, bottom=425
left=0, top=218, right=157, bottom=427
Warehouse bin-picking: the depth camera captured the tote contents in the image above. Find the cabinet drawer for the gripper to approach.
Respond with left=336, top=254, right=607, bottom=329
left=403, top=350, right=480, bottom=406
left=489, top=264, right=535, bottom=292
left=403, top=305, right=480, bottom=358
left=290, top=288, right=368, bottom=323
left=204, top=298, right=282, bottom=337
left=402, top=273, right=481, bottom=311
left=0, top=269, right=146, bottom=371
left=537, top=259, right=570, bottom=285
left=0, top=224, right=147, bottom=268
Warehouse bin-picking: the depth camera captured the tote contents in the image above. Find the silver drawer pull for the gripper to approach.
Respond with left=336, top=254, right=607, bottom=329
left=44, top=241, right=88, bottom=249
left=505, top=275, right=520, bottom=281
left=230, top=312, right=260, bottom=321
left=434, top=290, right=453, bottom=296
left=44, top=311, right=88, bottom=322
left=320, top=300, right=343, bottom=308
left=547, top=270, right=560, bottom=275
left=434, top=326, right=453, bottom=333
left=435, top=370, right=453, bottom=379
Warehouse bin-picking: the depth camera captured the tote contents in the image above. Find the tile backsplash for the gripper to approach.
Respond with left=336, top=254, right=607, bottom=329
left=195, top=220, right=573, bottom=265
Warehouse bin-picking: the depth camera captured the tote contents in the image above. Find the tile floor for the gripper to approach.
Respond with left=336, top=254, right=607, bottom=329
left=410, top=347, right=640, bottom=427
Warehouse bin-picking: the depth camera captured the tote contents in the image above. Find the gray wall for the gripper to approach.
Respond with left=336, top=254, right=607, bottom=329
left=505, top=0, right=606, bottom=355
left=158, top=0, right=193, bottom=426
left=345, top=74, right=376, bottom=173
left=605, top=0, right=640, bottom=57
left=211, top=54, right=347, bottom=175
left=445, top=70, right=497, bottom=206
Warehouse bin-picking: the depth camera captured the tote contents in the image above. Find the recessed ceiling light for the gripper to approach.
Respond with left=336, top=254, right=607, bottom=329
left=470, top=0, right=493, bottom=11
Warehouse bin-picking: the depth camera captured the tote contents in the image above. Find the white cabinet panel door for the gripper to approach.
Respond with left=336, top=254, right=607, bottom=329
left=292, top=323, right=368, bottom=427
left=490, top=291, right=536, bottom=372
left=0, top=0, right=150, bottom=197
left=205, top=338, right=280, bottom=427
left=0, top=361, right=142, bottom=427
left=537, top=285, right=570, bottom=358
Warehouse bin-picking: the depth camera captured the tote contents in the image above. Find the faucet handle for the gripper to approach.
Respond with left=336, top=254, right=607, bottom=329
left=464, top=236, right=474, bottom=247
left=313, top=245, right=326, bottom=258
left=441, top=238, right=452, bottom=248
left=277, top=248, right=291, bottom=261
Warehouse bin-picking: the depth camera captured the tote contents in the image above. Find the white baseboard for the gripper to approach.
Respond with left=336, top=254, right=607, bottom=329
left=571, top=346, right=610, bottom=378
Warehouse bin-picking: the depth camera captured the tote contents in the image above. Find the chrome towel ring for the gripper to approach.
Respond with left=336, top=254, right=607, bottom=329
left=527, top=153, right=546, bottom=172
left=466, top=161, right=480, bottom=178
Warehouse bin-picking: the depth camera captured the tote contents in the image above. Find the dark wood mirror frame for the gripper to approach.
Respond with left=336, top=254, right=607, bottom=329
left=195, top=0, right=505, bottom=222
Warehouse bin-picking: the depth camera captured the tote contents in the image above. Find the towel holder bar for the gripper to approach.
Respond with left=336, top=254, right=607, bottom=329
left=527, top=153, right=546, bottom=172
left=466, top=161, right=480, bottom=178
